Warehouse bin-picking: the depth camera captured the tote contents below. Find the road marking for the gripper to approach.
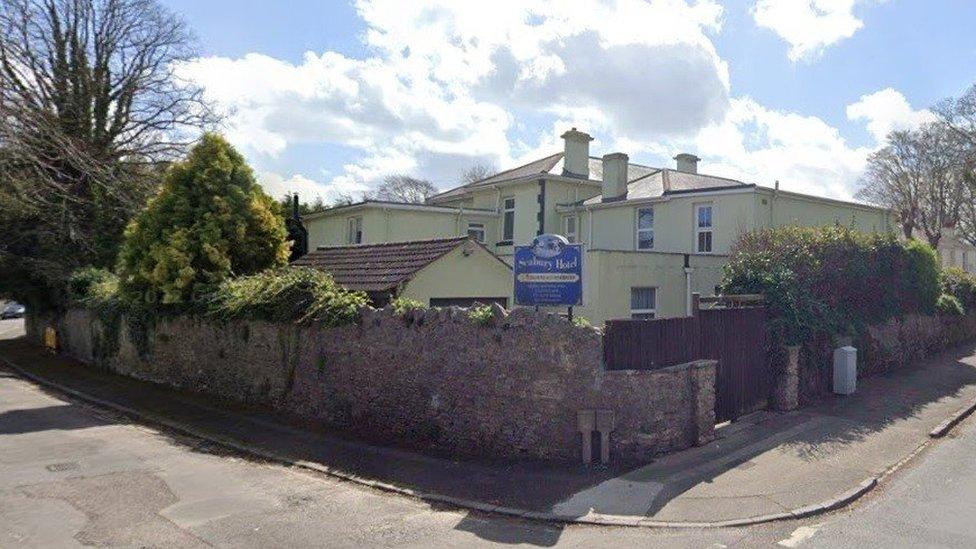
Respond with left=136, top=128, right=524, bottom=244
left=777, top=525, right=821, bottom=547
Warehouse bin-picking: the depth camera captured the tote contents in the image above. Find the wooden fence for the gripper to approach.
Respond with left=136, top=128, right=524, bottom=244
left=603, top=294, right=769, bottom=422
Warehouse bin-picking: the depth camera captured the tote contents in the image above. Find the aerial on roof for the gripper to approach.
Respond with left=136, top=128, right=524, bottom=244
left=291, top=237, right=505, bottom=293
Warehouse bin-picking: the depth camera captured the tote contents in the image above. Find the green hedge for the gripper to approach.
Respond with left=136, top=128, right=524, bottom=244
left=206, top=267, right=368, bottom=326
left=941, top=267, right=976, bottom=313
left=721, top=226, right=940, bottom=344
left=69, top=266, right=368, bottom=330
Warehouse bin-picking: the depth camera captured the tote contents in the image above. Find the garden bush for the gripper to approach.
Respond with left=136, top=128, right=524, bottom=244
left=117, top=134, right=290, bottom=305
left=936, top=294, right=965, bottom=316
left=67, top=267, right=120, bottom=308
left=941, top=267, right=976, bottom=312
left=391, top=297, right=425, bottom=315
left=721, top=226, right=940, bottom=344
left=207, top=267, right=368, bottom=326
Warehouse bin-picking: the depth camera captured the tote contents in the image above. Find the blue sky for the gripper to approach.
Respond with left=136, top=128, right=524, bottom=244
left=160, top=0, right=976, bottom=202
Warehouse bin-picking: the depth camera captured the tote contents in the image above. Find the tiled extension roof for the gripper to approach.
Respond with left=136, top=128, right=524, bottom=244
left=291, top=237, right=474, bottom=292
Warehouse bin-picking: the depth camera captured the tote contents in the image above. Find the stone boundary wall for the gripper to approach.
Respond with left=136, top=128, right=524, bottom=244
left=773, top=314, right=976, bottom=405
left=38, top=307, right=716, bottom=464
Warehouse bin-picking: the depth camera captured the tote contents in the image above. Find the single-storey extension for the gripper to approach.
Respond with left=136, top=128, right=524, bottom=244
left=292, top=236, right=513, bottom=308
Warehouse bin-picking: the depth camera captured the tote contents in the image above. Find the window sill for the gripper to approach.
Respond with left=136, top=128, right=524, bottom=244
left=496, top=240, right=513, bottom=247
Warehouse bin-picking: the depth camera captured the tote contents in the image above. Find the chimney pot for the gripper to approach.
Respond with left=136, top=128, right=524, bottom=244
left=674, top=153, right=700, bottom=174
left=601, top=153, right=629, bottom=202
left=561, top=128, right=594, bottom=178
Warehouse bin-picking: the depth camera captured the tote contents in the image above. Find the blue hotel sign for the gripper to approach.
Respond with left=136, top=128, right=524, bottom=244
left=514, top=234, right=583, bottom=307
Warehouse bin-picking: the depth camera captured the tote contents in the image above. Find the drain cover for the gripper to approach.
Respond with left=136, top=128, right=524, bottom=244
left=45, top=462, right=79, bottom=472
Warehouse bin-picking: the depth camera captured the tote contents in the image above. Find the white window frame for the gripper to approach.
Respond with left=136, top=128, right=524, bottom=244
left=695, top=203, right=713, bottom=254
left=636, top=207, right=654, bottom=250
left=347, top=216, right=362, bottom=244
left=501, top=196, right=515, bottom=242
left=564, top=215, right=578, bottom=243
left=467, top=222, right=486, bottom=243
left=630, top=287, right=656, bottom=320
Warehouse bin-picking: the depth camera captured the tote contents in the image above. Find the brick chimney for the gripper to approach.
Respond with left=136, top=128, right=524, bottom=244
left=561, top=128, right=593, bottom=178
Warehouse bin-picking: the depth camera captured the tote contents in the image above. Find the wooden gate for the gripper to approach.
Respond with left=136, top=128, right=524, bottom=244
left=603, top=295, right=768, bottom=423
left=698, top=306, right=768, bottom=423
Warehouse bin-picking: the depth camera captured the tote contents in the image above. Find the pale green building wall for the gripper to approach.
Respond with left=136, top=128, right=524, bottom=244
left=571, top=191, right=757, bottom=254
left=305, top=206, right=496, bottom=249
left=560, top=188, right=891, bottom=324
left=400, top=246, right=513, bottom=306
left=572, top=251, right=727, bottom=325
left=756, top=189, right=892, bottom=233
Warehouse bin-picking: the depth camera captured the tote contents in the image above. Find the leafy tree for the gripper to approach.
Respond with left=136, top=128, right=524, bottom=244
left=117, top=134, right=289, bottom=304
left=279, top=194, right=326, bottom=216
left=0, top=0, right=214, bottom=308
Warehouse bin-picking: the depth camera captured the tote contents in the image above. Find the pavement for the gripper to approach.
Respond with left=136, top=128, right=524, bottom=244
left=4, top=318, right=976, bottom=529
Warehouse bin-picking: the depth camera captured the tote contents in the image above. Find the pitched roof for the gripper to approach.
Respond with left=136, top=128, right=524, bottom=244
left=291, top=237, right=481, bottom=292
left=581, top=168, right=753, bottom=205
left=429, top=153, right=566, bottom=202
left=427, top=152, right=667, bottom=204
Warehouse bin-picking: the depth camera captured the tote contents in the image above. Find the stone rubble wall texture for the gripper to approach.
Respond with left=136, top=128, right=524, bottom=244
left=795, top=314, right=976, bottom=403
left=45, top=307, right=716, bottom=464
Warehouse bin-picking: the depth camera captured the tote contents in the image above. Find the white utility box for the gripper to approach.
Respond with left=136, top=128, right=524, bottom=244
left=833, top=346, right=857, bottom=395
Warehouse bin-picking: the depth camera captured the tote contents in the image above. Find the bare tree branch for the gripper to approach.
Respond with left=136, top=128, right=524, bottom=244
left=0, top=0, right=217, bottom=306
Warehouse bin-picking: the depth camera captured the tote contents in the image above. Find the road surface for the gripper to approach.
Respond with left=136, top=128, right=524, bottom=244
left=2, top=316, right=976, bottom=547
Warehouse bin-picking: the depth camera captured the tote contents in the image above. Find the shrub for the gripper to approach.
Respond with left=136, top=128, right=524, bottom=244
left=207, top=267, right=368, bottom=326
left=941, top=267, right=976, bottom=312
left=67, top=268, right=120, bottom=307
left=936, top=294, right=965, bottom=316
left=117, top=134, right=290, bottom=305
left=391, top=297, right=425, bottom=315
left=722, top=226, right=940, bottom=344
left=902, top=239, right=941, bottom=315
left=468, top=304, right=494, bottom=326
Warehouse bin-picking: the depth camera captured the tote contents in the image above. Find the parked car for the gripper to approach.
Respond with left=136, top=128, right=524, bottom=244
left=1, top=302, right=25, bottom=319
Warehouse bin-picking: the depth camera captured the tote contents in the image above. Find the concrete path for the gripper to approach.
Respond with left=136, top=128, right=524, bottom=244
left=3, top=318, right=976, bottom=527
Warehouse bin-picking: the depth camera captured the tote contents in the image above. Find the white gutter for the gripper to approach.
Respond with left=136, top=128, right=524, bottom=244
left=429, top=174, right=602, bottom=205
left=754, top=185, right=891, bottom=214
left=557, top=186, right=758, bottom=213
left=304, top=201, right=498, bottom=220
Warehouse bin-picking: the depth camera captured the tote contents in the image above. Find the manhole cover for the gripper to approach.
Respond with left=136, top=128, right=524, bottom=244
left=45, top=462, right=79, bottom=472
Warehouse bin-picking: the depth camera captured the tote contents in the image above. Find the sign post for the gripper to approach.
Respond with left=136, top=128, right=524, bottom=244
left=514, top=234, right=584, bottom=311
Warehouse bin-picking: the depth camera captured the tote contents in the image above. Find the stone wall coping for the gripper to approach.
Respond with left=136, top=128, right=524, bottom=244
left=604, top=359, right=717, bottom=377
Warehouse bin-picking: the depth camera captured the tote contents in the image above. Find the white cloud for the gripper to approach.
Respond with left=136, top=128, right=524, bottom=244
left=177, top=1, right=922, bottom=205
left=176, top=0, right=730, bottom=194
left=846, top=87, right=937, bottom=142
left=693, top=97, right=872, bottom=198
left=752, top=0, right=882, bottom=61
left=256, top=171, right=368, bottom=203
left=686, top=88, right=930, bottom=199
